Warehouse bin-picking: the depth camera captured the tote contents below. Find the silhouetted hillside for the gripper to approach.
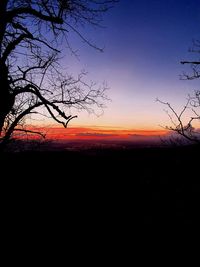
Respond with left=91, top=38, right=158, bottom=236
left=1, top=144, right=199, bottom=224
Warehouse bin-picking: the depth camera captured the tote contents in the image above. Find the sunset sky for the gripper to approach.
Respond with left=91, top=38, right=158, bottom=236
left=31, top=0, right=200, bottom=137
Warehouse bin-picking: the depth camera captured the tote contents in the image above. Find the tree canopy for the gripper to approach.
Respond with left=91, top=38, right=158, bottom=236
left=0, top=0, right=117, bottom=148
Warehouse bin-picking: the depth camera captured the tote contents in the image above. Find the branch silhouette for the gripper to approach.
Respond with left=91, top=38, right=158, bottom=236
left=0, top=0, right=117, bottom=149
left=158, top=40, right=200, bottom=144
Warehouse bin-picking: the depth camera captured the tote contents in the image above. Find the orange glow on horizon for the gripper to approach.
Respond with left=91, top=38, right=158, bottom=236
left=13, top=125, right=168, bottom=141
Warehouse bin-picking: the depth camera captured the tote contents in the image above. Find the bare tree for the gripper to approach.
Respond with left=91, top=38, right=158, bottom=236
left=158, top=40, right=200, bottom=144
left=0, top=0, right=117, bottom=149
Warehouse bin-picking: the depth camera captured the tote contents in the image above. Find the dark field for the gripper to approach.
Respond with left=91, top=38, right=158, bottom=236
left=1, top=142, right=200, bottom=224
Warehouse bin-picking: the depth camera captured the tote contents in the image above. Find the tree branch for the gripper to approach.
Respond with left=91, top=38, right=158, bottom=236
left=2, top=32, right=33, bottom=62
left=13, top=83, right=78, bottom=127
left=7, top=7, right=63, bottom=24
left=181, top=61, right=200, bottom=65
left=14, top=128, right=46, bottom=138
left=1, top=102, right=43, bottom=145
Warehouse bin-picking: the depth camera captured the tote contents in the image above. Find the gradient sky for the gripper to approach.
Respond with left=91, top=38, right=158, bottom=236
left=42, top=0, right=200, bottom=131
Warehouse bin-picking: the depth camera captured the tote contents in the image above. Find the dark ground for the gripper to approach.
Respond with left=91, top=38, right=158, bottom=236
left=1, top=143, right=200, bottom=224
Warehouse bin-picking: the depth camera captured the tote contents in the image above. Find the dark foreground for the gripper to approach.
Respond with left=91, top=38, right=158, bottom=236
left=1, top=144, right=199, bottom=224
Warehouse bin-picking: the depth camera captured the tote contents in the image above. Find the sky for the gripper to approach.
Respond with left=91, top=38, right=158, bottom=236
left=54, top=0, right=200, bottom=132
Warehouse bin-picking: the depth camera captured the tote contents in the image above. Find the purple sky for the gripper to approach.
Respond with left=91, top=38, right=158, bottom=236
left=48, top=0, right=200, bottom=129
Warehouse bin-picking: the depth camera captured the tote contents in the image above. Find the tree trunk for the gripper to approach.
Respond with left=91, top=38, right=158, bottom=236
left=0, top=0, right=8, bottom=56
left=0, top=62, right=15, bottom=134
left=0, top=1, right=15, bottom=135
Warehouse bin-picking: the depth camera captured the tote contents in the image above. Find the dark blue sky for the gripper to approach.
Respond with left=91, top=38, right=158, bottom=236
left=63, top=0, right=200, bottom=129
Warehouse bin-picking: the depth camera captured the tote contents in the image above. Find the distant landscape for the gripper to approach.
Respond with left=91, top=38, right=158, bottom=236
left=2, top=137, right=199, bottom=225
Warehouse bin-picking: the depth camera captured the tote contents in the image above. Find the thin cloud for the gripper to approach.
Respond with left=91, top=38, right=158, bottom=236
left=76, top=132, right=118, bottom=137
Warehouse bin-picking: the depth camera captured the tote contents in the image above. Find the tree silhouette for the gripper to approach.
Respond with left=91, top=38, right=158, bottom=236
left=0, top=0, right=117, bottom=149
left=158, top=40, right=200, bottom=144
